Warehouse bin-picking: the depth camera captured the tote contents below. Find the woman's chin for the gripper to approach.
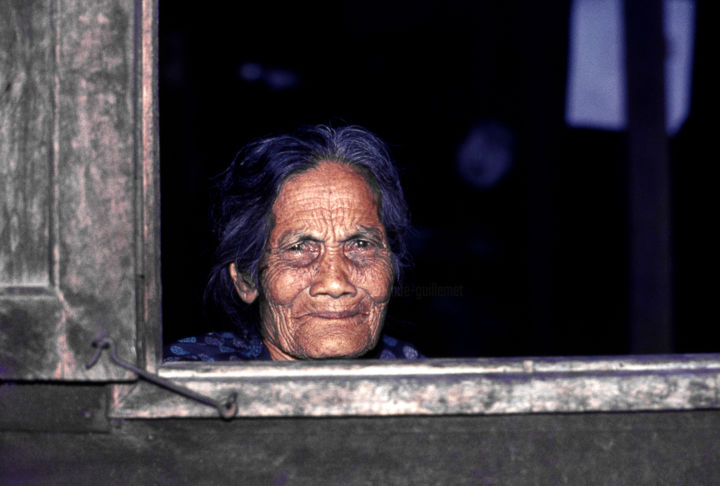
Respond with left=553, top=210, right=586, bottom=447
left=294, top=330, right=376, bottom=359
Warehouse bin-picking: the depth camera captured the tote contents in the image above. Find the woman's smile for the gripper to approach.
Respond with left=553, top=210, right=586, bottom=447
left=241, top=161, right=394, bottom=361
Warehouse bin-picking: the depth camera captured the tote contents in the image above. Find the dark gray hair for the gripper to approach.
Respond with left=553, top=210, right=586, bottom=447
left=204, top=124, right=411, bottom=329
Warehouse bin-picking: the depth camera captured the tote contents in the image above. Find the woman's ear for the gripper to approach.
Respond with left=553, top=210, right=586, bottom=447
left=229, top=263, right=259, bottom=304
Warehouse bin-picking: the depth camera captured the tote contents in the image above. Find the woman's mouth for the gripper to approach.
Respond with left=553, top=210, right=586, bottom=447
left=309, top=310, right=363, bottom=319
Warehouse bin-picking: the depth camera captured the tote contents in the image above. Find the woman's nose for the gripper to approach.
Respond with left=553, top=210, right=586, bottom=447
left=309, top=249, right=356, bottom=298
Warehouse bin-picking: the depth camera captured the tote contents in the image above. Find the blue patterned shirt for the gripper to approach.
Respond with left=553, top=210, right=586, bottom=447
left=164, top=330, right=423, bottom=362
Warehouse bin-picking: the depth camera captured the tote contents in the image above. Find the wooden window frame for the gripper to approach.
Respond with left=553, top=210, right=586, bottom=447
left=1, top=0, right=717, bottom=420
left=92, top=0, right=720, bottom=420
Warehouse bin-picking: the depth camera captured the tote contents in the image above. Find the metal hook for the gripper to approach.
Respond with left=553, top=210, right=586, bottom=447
left=87, top=335, right=237, bottom=419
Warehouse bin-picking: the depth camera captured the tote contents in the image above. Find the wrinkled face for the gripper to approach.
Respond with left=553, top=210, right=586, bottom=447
left=254, top=161, right=394, bottom=360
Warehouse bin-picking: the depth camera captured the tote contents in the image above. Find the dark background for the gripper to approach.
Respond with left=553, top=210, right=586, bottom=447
left=160, top=1, right=716, bottom=358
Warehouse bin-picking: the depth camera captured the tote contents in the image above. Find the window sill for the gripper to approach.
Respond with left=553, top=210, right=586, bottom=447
left=108, top=354, right=720, bottom=419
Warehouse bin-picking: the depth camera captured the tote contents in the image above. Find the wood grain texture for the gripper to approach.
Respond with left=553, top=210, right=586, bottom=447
left=137, top=0, right=162, bottom=373
left=0, top=0, right=153, bottom=380
left=109, top=355, right=720, bottom=418
left=52, top=0, right=138, bottom=374
left=0, top=0, right=53, bottom=287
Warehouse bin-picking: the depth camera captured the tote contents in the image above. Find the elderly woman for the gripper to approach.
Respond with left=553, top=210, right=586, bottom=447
left=165, top=125, right=421, bottom=361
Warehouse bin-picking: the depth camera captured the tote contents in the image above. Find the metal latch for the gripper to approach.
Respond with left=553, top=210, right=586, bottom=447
left=86, top=335, right=237, bottom=419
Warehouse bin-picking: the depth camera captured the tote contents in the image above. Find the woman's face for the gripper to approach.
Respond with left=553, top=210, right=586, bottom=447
left=244, top=161, right=394, bottom=360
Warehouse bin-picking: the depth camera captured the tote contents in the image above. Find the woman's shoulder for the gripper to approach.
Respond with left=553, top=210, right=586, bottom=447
left=164, top=331, right=423, bottom=362
left=164, top=330, right=270, bottom=362
left=368, top=334, right=424, bottom=360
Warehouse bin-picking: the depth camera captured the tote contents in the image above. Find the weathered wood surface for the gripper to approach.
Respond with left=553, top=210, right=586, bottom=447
left=108, top=354, right=720, bottom=418
left=0, top=0, right=53, bottom=287
left=0, top=382, right=109, bottom=432
left=0, top=0, right=153, bottom=380
left=2, top=409, right=720, bottom=485
left=136, top=0, right=162, bottom=374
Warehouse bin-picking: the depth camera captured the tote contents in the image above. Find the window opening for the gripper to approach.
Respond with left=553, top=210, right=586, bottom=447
left=158, top=0, right=711, bottom=360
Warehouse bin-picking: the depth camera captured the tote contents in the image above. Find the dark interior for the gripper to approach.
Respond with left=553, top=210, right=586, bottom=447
left=160, top=1, right=716, bottom=357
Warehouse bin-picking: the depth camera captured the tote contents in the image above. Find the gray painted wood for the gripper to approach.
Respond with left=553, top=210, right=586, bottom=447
left=2, top=407, right=720, bottom=485
left=0, top=0, right=53, bottom=287
left=1, top=4, right=720, bottom=483
left=0, top=0, right=158, bottom=380
left=102, top=354, right=720, bottom=419
left=0, top=382, right=109, bottom=432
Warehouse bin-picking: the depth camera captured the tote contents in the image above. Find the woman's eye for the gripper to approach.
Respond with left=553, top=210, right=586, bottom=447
left=281, top=240, right=320, bottom=265
left=352, top=239, right=371, bottom=249
left=344, top=239, right=379, bottom=259
left=286, top=240, right=318, bottom=252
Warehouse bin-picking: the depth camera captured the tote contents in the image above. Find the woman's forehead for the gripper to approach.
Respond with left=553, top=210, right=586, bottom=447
left=271, top=161, right=382, bottom=233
